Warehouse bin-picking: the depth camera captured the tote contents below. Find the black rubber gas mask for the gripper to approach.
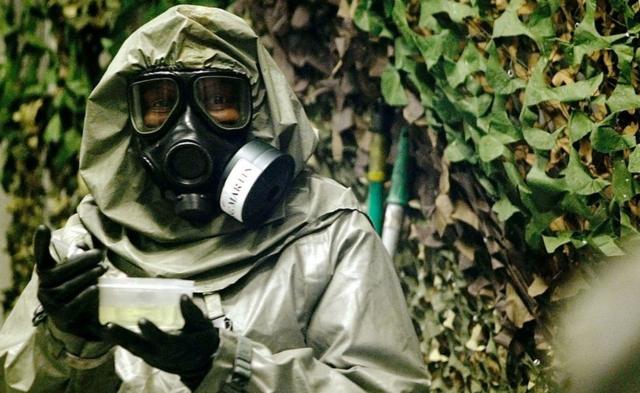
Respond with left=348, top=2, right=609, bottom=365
left=128, top=70, right=294, bottom=225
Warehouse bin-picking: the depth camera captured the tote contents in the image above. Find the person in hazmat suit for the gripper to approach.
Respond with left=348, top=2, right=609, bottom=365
left=0, top=5, right=428, bottom=393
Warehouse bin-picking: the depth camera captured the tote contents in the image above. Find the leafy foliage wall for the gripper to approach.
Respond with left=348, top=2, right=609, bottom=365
left=2, top=0, right=640, bottom=391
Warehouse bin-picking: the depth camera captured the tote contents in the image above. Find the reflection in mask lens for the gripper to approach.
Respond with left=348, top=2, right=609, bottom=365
left=194, top=76, right=250, bottom=130
left=130, top=78, right=179, bottom=134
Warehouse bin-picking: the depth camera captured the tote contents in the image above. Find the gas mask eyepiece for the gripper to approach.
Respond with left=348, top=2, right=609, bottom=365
left=129, top=73, right=252, bottom=135
left=128, top=70, right=295, bottom=226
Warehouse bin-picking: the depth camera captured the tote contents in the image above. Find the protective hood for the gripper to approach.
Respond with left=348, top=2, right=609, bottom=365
left=73, top=5, right=360, bottom=287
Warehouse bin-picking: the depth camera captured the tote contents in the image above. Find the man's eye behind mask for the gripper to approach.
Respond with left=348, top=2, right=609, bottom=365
left=195, top=77, right=243, bottom=125
left=132, top=78, right=180, bottom=133
left=128, top=71, right=295, bottom=226
left=139, top=79, right=178, bottom=131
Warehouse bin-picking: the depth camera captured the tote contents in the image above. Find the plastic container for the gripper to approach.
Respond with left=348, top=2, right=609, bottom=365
left=98, top=277, right=195, bottom=331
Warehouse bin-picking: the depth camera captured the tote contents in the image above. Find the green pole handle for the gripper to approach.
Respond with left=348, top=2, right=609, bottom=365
left=386, top=126, right=410, bottom=206
left=382, top=126, right=411, bottom=256
left=368, top=182, right=384, bottom=234
left=367, top=102, right=391, bottom=234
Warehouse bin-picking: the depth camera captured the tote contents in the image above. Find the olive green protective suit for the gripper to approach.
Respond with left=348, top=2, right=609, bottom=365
left=0, top=5, right=428, bottom=392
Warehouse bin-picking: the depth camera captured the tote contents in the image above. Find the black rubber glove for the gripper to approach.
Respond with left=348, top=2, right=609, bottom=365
left=105, top=295, right=220, bottom=391
left=34, top=225, right=108, bottom=341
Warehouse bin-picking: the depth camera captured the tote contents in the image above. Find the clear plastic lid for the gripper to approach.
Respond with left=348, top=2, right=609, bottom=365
left=98, top=276, right=195, bottom=290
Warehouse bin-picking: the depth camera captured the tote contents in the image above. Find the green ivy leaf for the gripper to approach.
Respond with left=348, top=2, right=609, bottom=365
left=493, top=0, right=553, bottom=44
left=488, top=129, right=520, bottom=145
left=24, top=84, right=45, bottom=97
left=465, top=76, right=483, bottom=96
left=492, top=0, right=535, bottom=41
left=61, top=91, right=80, bottom=112
left=66, top=78, right=90, bottom=98
left=527, top=162, right=567, bottom=195
left=486, top=44, right=526, bottom=95
left=420, top=0, right=477, bottom=23
left=621, top=211, right=640, bottom=238
left=606, top=84, right=640, bottom=113
left=354, top=0, right=394, bottom=38
left=53, top=128, right=82, bottom=169
left=608, top=0, right=636, bottom=24
left=612, top=158, right=634, bottom=203
left=590, top=234, right=625, bottom=257
left=403, top=61, right=434, bottom=107
left=478, top=135, right=504, bottom=162
left=523, top=127, right=562, bottom=150
left=414, top=30, right=455, bottom=69
left=590, top=126, right=635, bottom=153
left=43, top=114, right=62, bottom=143
left=24, top=33, right=48, bottom=52
left=444, top=139, right=475, bottom=163
left=492, top=195, right=520, bottom=222
left=444, top=43, right=486, bottom=88
left=381, top=65, right=408, bottom=106
left=519, top=106, right=539, bottom=128
left=504, top=161, right=531, bottom=194
left=571, top=0, right=627, bottom=64
left=524, top=59, right=603, bottom=107
left=525, top=1, right=555, bottom=41
left=568, top=111, right=595, bottom=142
left=571, top=238, right=590, bottom=249
left=525, top=210, right=556, bottom=249
left=564, top=147, right=609, bottom=195
left=433, top=94, right=461, bottom=124
left=394, top=36, right=415, bottom=72
left=392, top=0, right=421, bottom=55
left=560, top=193, right=596, bottom=220
left=542, top=232, right=572, bottom=253
left=613, top=45, right=635, bottom=84
left=458, top=94, right=493, bottom=118
left=462, top=122, right=482, bottom=145
left=628, top=145, right=640, bottom=173
left=100, top=37, right=114, bottom=51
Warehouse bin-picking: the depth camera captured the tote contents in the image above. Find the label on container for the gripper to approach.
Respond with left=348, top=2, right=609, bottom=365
left=220, top=158, right=261, bottom=222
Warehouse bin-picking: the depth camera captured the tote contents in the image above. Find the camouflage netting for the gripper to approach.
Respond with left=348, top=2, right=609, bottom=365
left=2, top=0, right=640, bottom=391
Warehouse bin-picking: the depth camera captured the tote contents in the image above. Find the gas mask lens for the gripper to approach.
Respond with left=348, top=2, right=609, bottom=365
left=194, top=76, right=250, bottom=130
left=130, top=78, right=179, bottom=134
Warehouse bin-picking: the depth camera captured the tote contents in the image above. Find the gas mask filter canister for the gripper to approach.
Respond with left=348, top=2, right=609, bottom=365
left=128, top=70, right=295, bottom=225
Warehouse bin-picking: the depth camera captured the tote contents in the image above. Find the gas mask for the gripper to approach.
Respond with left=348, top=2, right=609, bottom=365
left=128, top=70, right=295, bottom=225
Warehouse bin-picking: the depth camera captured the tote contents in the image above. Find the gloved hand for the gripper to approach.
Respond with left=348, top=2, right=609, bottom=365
left=34, top=225, right=108, bottom=341
left=105, top=295, right=219, bottom=391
